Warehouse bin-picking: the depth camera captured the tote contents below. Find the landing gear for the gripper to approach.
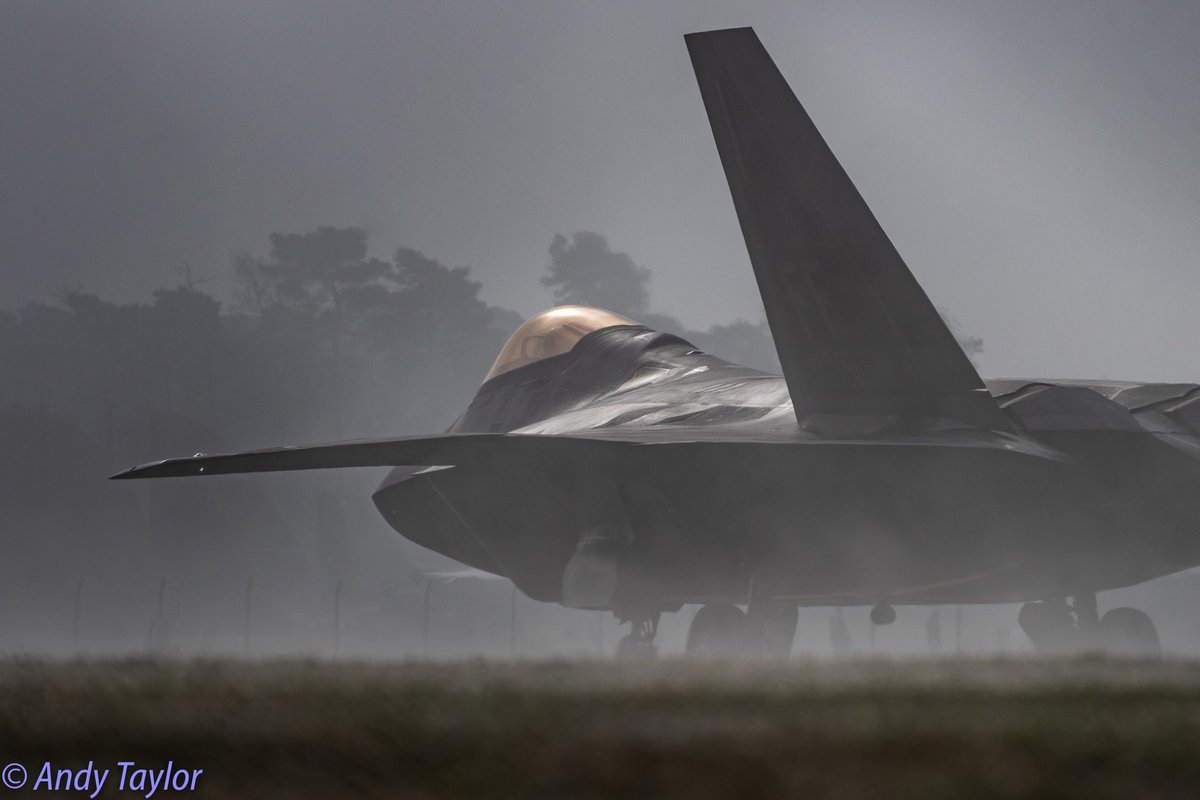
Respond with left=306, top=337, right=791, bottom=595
left=870, top=603, right=896, bottom=626
left=1018, top=595, right=1161, bottom=657
left=1018, top=599, right=1081, bottom=654
left=684, top=602, right=799, bottom=658
left=615, top=612, right=659, bottom=661
left=686, top=604, right=752, bottom=658
left=1098, top=607, right=1161, bottom=657
left=752, top=602, right=799, bottom=659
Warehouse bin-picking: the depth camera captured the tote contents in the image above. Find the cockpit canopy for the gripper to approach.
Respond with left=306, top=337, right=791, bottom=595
left=484, top=306, right=635, bottom=382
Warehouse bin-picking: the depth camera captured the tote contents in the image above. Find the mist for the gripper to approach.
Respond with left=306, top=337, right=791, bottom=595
left=3, top=1, right=1200, bottom=659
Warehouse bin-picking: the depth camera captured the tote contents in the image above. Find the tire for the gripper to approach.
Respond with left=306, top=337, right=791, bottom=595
left=1098, top=607, right=1161, bottom=658
left=686, top=604, right=752, bottom=658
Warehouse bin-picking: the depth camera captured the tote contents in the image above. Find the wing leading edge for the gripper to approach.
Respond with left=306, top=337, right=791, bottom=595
left=111, top=428, right=1065, bottom=480
left=686, top=28, right=1007, bottom=431
left=109, top=433, right=624, bottom=479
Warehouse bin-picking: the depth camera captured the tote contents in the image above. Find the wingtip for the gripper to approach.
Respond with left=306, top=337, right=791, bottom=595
left=108, top=459, right=178, bottom=480
left=109, top=466, right=144, bottom=480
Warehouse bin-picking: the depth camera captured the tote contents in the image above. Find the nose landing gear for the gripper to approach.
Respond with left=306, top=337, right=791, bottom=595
left=615, top=612, right=660, bottom=661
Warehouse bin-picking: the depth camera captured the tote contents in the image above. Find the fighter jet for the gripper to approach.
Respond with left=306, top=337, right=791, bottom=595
left=113, top=27, right=1200, bottom=659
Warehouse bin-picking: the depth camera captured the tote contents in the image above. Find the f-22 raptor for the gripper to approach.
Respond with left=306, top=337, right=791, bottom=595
left=115, top=28, right=1200, bottom=658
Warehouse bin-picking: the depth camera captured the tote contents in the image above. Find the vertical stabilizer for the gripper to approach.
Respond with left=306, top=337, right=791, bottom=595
left=686, top=28, right=1006, bottom=430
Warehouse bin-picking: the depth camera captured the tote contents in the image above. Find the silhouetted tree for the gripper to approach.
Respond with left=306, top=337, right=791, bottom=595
left=367, top=247, right=521, bottom=420
left=369, top=247, right=504, bottom=358
left=540, top=232, right=651, bottom=317
left=261, top=227, right=375, bottom=313
left=233, top=226, right=396, bottom=361
left=231, top=231, right=522, bottom=435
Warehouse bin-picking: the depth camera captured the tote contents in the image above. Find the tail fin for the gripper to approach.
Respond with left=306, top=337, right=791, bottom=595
left=686, top=28, right=1006, bottom=430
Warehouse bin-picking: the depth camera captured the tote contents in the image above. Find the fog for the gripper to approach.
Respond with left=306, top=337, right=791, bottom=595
left=2, top=1, right=1199, bottom=659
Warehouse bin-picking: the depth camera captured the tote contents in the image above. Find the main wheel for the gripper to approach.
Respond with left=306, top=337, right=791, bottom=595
left=1097, top=607, right=1161, bottom=658
left=686, top=604, right=753, bottom=658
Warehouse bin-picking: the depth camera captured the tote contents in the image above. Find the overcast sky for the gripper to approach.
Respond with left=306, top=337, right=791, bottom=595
left=3, top=0, right=1199, bottom=381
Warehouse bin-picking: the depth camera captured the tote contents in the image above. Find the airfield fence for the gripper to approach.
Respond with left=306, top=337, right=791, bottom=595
left=0, top=572, right=1088, bottom=659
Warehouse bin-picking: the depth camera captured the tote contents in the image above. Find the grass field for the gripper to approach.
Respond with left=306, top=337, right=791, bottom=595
left=4, top=658, right=1200, bottom=798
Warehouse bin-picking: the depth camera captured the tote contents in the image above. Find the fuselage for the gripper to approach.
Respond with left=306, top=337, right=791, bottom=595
left=373, top=323, right=1200, bottom=611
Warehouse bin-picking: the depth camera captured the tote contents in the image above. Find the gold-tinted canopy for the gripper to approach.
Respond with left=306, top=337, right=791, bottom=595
left=484, top=306, right=634, bottom=382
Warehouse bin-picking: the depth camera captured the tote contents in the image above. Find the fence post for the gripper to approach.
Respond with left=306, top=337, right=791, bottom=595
left=72, top=577, right=84, bottom=656
left=422, top=578, right=432, bottom=659
left=147, top=577, right=168, bottom=654
left=509, top=583, right=517, bottom=658
left=333, top=579, right=344, bottom=657
left=242, top=578, right=253, bottom=659
left=596, top=610, right=603, bottom=658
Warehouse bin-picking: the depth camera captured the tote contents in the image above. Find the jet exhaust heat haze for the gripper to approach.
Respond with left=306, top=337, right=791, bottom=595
left=113, top=27, right=1200, bottom=660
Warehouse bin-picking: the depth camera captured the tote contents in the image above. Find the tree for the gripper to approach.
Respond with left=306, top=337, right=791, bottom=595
left=232, top=226, right=394, bottom=353
left=229, top=229, right=524, bottom=434
left=261, top=226, right=374, bottom=314
left=367, top=247, right=509, bottom=364
left=540, top=232, right=651, bottom=317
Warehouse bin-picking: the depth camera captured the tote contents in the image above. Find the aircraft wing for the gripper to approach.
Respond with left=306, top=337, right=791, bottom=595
left=686, top=28, right=1008, bottom=430
left=111, top=426, right=1065, bottom=480
left=110, top=433, right=625, bottom=479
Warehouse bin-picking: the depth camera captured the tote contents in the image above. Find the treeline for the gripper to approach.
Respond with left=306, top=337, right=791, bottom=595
left=0, top=228, right=799, bottom=452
